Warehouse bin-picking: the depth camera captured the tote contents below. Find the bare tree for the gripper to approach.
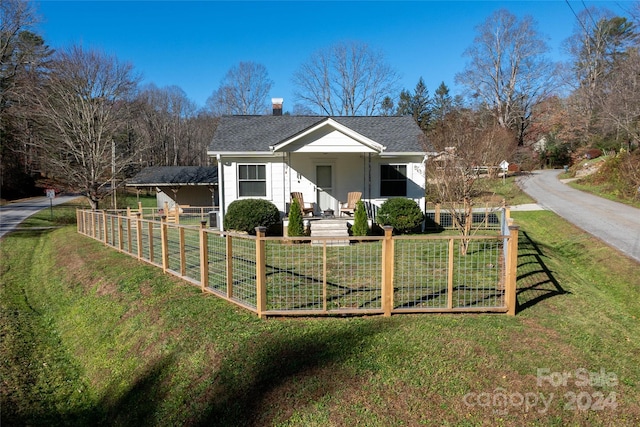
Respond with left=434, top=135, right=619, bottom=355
left=456, top=9, right=558, bottom=145
left=29, top=45, right=141, bottom=209
left=563, top=7, right=637, bottom=144
left=292, top=40, right=399, bottom=116
left=598, top=47, right=640, bottom=145
left=0, top=0, right=52, bottom=198
left=206, top=61, right=273, bottom=115
left=136, top=84, right=199, bottom=166
left=426, top=108, right=516, bottom=254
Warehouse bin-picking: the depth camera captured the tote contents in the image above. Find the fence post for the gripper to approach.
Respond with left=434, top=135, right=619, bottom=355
left=435, top=203, right=441, bottom=226
left=160, top=216, right=169, bottom=273
left=117, top=216, right=123, bottom=251
left=255, top=227, right=267, bottom=318
left=102, top=211, right=108, bottom=244
left=110, top=215, right=115, bottom=246
left=226, top=232, right=234, bottom=298
left=447, top=238, right=454, bottom=309
left=199, top=221, right=209, bottom=291
left=381, top=226, right=394, bottom=317
left=506, top=225, right=520, bottom=315
left=136, top=212, right=143, bottom=259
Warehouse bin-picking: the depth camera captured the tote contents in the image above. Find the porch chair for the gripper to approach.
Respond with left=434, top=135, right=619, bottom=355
left=339, top=192, right=362, bottom=216
left=291, top=192, right=314, bottom=216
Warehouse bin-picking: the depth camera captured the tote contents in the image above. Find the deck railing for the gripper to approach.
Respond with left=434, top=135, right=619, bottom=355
left=77, top=208, right=519, bottom=318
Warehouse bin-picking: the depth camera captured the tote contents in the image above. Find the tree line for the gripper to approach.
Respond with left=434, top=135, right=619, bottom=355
left=1, top=0, right=639, bottom=208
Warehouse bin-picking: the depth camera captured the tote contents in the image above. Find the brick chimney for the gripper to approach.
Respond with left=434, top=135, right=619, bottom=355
left=272, top=98, right=283, bottom=116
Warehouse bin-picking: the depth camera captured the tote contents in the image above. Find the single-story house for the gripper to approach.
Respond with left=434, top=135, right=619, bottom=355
left=208, top=100, right=435, bottom=230
left=127, top=166, right=218, bottom=210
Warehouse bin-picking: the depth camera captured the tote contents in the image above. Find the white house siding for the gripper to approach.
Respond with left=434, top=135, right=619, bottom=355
left=217, top=153, right=426, bottom=224
left=286, top=128, right=379, bottom=153
left=219, top=156, right=287, bottom=213
left=368, top=155, right=427, bottom=212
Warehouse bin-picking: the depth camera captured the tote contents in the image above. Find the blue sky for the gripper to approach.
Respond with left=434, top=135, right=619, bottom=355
left=37, top=1, right=629, bottom=111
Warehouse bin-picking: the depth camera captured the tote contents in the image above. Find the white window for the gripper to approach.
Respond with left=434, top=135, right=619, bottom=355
left=238, top=164, right=266, bottom=197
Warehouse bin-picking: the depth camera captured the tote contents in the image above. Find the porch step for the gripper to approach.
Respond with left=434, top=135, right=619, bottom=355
left=310, top=219, right=350, bottom=246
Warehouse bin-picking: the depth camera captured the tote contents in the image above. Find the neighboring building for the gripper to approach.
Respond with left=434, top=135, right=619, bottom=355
left=127, top=166, right=218, bottom=209
left=208, top=100, right=434, bottom=229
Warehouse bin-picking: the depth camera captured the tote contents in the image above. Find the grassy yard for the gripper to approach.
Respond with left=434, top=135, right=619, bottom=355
left=1, top=192, right=639, bottom=426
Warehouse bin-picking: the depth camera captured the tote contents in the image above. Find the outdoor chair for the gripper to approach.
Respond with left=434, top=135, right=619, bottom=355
left=339, top=192, right=362, bottom=216
left=291, top=192, right=314, bottom=216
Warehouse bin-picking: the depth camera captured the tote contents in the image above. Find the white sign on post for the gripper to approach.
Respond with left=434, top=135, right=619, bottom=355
left=46, top=189, right=56, bottom=199
left=499, top=160, right=509, bottom=183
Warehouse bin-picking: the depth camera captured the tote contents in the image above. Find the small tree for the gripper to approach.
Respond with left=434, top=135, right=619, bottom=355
left=287, top=198, right=305, bottom=237
left=350, top=200, right=369, bottom=236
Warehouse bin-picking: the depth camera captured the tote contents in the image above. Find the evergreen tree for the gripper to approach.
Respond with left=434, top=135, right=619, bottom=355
left=287, top=198, right=305, bottom=237
left=432, top=82, right=452, bottom=123
left=351, top=200, right=369, bottom=236
left=396, top=77, right=431, bottom=131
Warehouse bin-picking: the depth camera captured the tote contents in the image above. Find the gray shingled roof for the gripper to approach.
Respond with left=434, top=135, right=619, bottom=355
left=127, top=166, right=218, bottom=186
left=208, top=116, right=433, bottom=153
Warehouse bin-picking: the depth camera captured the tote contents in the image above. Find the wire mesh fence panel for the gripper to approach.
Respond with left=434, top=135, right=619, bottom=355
left=230, top=236, right=257, bottom=308
left=452, top=239, right=504, bottom=309
left=325, top=242, right=383, bottom=310
left=130, top=220, right=139, bottom=257
left=139, top=220, right=151, bottom=262
left=264, top=241, right=324, bottom=311
left=394, top=238, right=450, bottom=309
left=103, top=215, right=112, bottom=246
left=76, top=209, right=516, bottom=318
left=150, top=224, right=163, bottom=267
left=206, top=231, right=228, bottom=293
left=93, top=213, right=102, bottom=241
left=183, top=227, right=201, bottom=282
left=166, top=225, right=182, bottom=273
left=121, top=219, right=132, bottom=255
left=424, top=206, right=505, bottom=231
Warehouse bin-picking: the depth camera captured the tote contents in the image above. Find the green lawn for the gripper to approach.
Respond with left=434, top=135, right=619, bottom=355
left=1, top=196, right=639, bottom=426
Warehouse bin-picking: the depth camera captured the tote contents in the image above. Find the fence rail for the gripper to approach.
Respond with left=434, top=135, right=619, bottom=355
left=77, top=209, right=519, bottom=318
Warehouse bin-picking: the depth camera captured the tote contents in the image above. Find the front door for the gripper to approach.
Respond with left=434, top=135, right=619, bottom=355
left=316, top=164, right=334, bottom=212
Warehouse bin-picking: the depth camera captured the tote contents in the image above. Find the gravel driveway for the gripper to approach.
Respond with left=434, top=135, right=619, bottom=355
left=517, top=169, right=640, bottom=263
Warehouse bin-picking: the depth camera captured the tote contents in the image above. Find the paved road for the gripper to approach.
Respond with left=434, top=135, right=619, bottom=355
left=517, top=169, right=640, bottom=263
left=0, top=195, right=81, bottom=239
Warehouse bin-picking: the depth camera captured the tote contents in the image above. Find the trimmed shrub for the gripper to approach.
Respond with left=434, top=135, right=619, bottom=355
left=376, top=198, right=423, bottom=234
left=287, top=198, right=305, bottom=237
left=224, top=199, right=280, bottom=235
left=350, top=200, right=369, bottom=236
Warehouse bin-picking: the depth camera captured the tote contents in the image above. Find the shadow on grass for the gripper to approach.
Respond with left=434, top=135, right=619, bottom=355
left=91, top=354, right=176, bottom=426
left=7, top=322, right=392, bottom=426
left=516, top=230, right=569, bottom=313
left=194, top=321, right=392, bottom=426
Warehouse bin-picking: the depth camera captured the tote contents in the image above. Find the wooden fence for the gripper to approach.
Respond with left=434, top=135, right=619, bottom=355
left=76, top=209, right=519, bottom=318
